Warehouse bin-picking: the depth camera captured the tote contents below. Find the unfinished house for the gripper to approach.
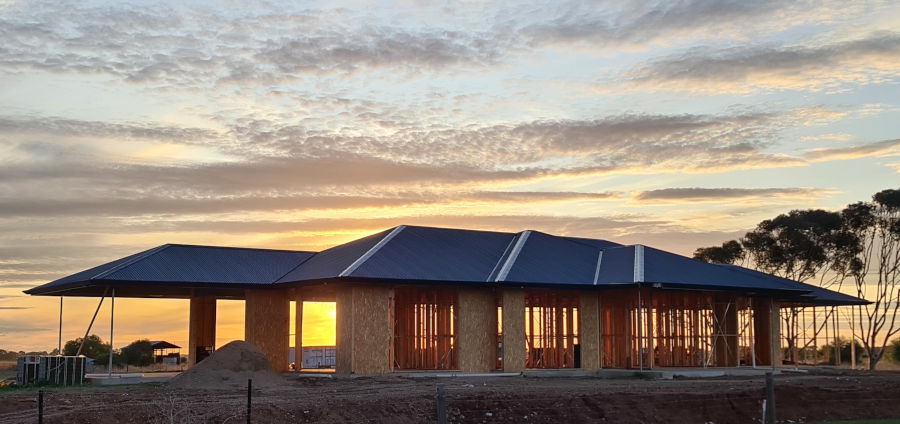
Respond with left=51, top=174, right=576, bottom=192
left=25, top=225, right=867, bottom=374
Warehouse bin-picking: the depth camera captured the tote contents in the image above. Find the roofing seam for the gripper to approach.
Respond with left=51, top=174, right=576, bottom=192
left=339, top=225, right=406, bottom=277
left=90, top=244, right=171, bottom=280
left=495, top=230, right=531, bottom=282
left=486, top=235, right=519, bottom=282
left=592, top=251, right=603, bottom=286
left=633, top=245, right=645, bottom=283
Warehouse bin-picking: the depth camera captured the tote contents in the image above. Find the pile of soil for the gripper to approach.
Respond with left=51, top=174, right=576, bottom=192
left=168, top=340, right=283, bottom=389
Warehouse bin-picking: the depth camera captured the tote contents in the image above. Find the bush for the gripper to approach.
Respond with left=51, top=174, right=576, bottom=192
left=888, top=338, right=900, bottom=363
left=819, top=338, right=864, bottom=365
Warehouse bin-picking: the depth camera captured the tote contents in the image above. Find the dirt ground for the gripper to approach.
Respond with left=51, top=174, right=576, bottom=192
left=2, top=369, right=900, bottom=423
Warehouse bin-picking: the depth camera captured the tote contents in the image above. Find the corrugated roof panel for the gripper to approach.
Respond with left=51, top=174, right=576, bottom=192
left=718, top=265, right=868, bottom=305
left=26, top=245, right=170, bottom=292
left=501, top=231, right=600, bottom=285
left=106, top=245, right=313, bottom=284
left=350, top=226, right=516, bottom=282
left=593, top=245, right=639, bottom=285
left=25, top=244, right=314, bottom=295
left=276, top=228, right=394, bottom=282
left=642, top=246, right=801, bottom=292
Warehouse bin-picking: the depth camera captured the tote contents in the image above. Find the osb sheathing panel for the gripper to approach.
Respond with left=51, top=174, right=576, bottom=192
left=245, top=289, right=290, bottom=372
left=335, top=286, right=354, bottom=374
left=188, top=296, right=216, bottom=366
left=579, top=292, right=601, bottom=370
left=351, top=285, right=393, bottom=375
left=501, top=289, right=525, bottom=373
left=457, top=288, right=496, bottom=373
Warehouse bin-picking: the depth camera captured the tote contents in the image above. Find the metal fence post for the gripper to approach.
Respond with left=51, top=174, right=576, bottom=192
left=247, top=379, right=252, bottom=424
left=436, top=384, right=447, bottom=424
left=765, top=371, right=776, bottom=424
left=38, top=390, right=44, bottom=424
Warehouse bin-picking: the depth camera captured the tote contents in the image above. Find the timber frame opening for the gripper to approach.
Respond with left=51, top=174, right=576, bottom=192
left=393, top=286, right=457, bottom=370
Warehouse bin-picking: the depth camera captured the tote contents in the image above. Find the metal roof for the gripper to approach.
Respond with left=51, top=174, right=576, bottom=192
left=24, top=225, right=867, bottom=306
left=25, top=244, right=315, bottom=297
left=349, top=225, right=516, bottom=282
left=717, top=265, right=868, bottom=306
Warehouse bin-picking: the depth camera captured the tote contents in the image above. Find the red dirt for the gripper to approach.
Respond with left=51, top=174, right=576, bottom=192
left=1, top=369, right=899, bottom=423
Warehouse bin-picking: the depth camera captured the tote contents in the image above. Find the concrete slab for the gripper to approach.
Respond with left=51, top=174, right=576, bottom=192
left=86, top=372, right=179, bottom=386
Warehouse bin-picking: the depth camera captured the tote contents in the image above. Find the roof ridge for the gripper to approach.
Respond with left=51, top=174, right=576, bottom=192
left=633, top=244, right=645, bottom=283
left=91, top=244, right=172, bottom=280
left=494, top=230, right=531, bottom=282
left=339, top=225, right=407, bottom=277
left=165, top=243, right=315, bottom=254
left=486, top=233, right=519, bottom=282
left=272, top=250, right=318, bottom=283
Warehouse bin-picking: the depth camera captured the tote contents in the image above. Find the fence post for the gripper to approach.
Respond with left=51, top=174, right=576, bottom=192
left=38, top=390, right=44, bottom=424
left=436, top=384, right=447, bottom=424
left=765, top=371, right=776, bottom=424
left=247, top=379, right=252, bottom=424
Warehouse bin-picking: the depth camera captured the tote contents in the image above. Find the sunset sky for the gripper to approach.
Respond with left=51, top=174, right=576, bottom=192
left=1, top=0, right=899, bottom=352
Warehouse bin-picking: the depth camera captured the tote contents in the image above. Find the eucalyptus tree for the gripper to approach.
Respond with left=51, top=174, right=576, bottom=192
left=840, top=189, right=900, bottom=370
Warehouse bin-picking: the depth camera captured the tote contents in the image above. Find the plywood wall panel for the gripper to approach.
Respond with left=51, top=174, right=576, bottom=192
left=579, top=292, right=601, bottom=370
left=245, top=289, right=290, bottom=372
left=501, top=289, right=525, bottom=373
left=457, top=288, right=496, bottom=373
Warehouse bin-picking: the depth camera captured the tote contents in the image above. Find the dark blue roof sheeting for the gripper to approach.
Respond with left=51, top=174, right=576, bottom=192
left=276, top=228, right=393, bottom=282
left=349, top=226, right=515, bottom=282
left=25, top=225, right=868, bottom=306
left=640, top=246, right=807, bottom=293
left=501, top=231, right=601, bottom=285
left=26, top=244, right=314, bottom=295
left=717, top=265, right=868, bottom=305
left=593, top=245, right=639, bottom=286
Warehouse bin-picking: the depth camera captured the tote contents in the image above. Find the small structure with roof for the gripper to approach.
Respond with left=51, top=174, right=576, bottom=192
left=150, top=341, right=181, bottom=366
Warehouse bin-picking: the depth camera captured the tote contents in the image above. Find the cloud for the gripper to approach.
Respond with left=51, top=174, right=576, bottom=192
left=0, top=2, right=514, bottom=87
left=633, top=187, right=829, bottom=202
left=1, top=0, right=887, bottom=89
left=804, top=138, right=900, bottom=161
left=0, top=306, right=30, bottom=310
left=622, top=32, right=900, bottom=93
left=0, top=116, right=220, bottom=144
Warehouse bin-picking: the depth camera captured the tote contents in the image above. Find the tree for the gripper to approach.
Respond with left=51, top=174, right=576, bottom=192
left=695, top=209, right=857, bottom=363
left=693, top=240, right=744, bottom=265
left=62, top=334, right=110, bottom=359
left=841, top=189, right=900, bottom=370
left=120, top=339, right=154, bottom=369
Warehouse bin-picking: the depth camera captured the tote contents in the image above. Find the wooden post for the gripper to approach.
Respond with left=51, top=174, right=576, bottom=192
left=294, top=295, right=303, bottom=369
left=189, top=295, right=217, bottom=366
left=753, top=298, right=773, bottom=366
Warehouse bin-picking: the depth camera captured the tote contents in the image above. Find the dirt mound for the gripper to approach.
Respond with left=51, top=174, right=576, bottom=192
left=168, top=340, right=283, bottom=389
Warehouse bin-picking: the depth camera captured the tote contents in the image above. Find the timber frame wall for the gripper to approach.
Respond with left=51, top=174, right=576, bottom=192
left=189, top=285, right=783, bottom=374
